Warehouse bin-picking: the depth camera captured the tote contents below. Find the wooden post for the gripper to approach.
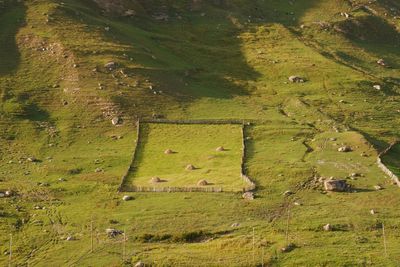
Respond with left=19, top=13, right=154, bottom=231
left=252, top=227, right=255, bottom=265
left=123, top=228, right=127, bottom=262
left=261, top=246, right=264, bottom=267
left=9, top=233, right=12, bottom=267
left=90, top=218, right=94, bottom=253
left=285, top=205, right=291, bottom=245
left=382, top=223, right=388, bottom=257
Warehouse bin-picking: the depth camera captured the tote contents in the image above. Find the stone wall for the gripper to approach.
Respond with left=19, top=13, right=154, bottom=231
left=377, top=141, right=400, bottom=187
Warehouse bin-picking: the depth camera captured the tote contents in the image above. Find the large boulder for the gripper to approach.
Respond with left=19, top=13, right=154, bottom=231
left=324, top=179, right=348, bottom=192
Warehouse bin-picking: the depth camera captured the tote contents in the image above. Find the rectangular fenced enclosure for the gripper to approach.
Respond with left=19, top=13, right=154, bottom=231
left=119, top=121, right=255, bottom=192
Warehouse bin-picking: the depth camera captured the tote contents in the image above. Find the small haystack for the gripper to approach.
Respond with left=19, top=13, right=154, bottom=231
left=197, top=179, right=208, bottom=186
left=216, top=146, right=225, bottom=152
left=186, top=164, right=196, bottom=171
left=150, top=177, right=162, bottom=183
left=164, top=149, right=174, bottom=154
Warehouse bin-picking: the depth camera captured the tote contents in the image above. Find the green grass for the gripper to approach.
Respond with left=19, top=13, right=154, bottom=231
left=1, top=0, right=400, bottom=266
left=125, top=123, right=247, bottom=191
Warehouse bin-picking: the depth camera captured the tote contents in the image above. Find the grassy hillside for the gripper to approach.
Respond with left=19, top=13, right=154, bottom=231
left=0, top=0, right=400, bottom=266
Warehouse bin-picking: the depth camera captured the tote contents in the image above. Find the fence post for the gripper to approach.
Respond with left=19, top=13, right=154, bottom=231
left=252, top=227, right=255, bottom=265
left=9, top=233, right=12, bottom=267
left=383, top=223, right=388, bottom=257
left=91, top=218, right=94, bottom=253
left=285, top=205, right=291, bottom=246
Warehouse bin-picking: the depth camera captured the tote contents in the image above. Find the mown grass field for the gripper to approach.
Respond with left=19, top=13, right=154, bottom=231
left=125, top=123, right=247, bottom=191
left=0, top=0, right=400, bottom=266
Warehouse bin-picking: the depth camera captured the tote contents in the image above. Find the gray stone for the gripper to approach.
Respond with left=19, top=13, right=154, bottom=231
left=323, top=224, right=332, bottom=231
left=104, top=61, right=118, bottom=70
left=324, top=179, right=348, bottom=192
left=288, top=75, right=305, bottom=83
left=283, top=190, right=293, bottom=196
left=106, top=228, right=123, bottom=237
left=374, top=185, right=382, bottom=191
left=377, top=59, right=386, bottom=66
left=338, top=146, right=352, bottom=152
left=122, top=195, right=133, bottom=201
left=111, top=117, right=121, bottom=126
left=242, top=191, right=254, bottom=200
left=197, top=179, right=208, bottom=186
left=134, top=261, right=145, bottom=267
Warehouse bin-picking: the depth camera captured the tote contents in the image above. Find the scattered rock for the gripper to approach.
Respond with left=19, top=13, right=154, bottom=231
left=231, top=223, right=240, bottom=227
left=216, top=146, right=225, bottom=152
left=104, top=61, right=118, bottom=70
left=323, top=224, right=332, bottom=231
left=377, top=59, right=387, bottom=67
left=150, top=177, right=161, bottom=183
left=111, top=117, right=121, bottom=126
left=283, top=190, right=293, bottom=196
left=294, top=201, right=302, bottom=206
left=186, top=164, right=196, bottom=171
left=124, top=9, right=136, bottom=17
left=27, top=157, right=37, bottom=162
left=329, top=137, right=337, bottom=141
left=106, top=228, right=123, bottom=238
left=340, top=12, right=351, bottom=18
left=197, top=179, right=208, bottom=186
left=66, top=236, right=75, bottom=241
left=281, top=243, right=296, bottom=253
left=122, top=195, right=133, bottom=201
left=338, top=146, right=352, bottom=152
left=134, top=261, right=145, bottom=267
left=242, top=191, right=254, bottom=200
left=324, top=179, right=349, bottom=192
left=164, top=149, right=174, bottom=154
left=370, top=209, right=376, bottom=215
left=95, top=168, right=103, bottom=173
left=288, top=75, right=305, bottom=83
left=374, top=185, right=382, bottom=191
left=373, top=85, right=382, bottom=90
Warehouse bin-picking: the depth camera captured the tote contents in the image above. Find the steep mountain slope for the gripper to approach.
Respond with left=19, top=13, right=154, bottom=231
left=0, top=0, right=399, bottom=266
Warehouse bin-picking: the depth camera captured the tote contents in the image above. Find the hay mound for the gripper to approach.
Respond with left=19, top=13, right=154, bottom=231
left=197, top=179, right=208, bottom=186
left=216, top=146, right=225, bottom=152
left=186, top=164, right=196, bottom=171
left=164, top=149, right=174, bottom=154
left=150, top=177, right=161, bottom=183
